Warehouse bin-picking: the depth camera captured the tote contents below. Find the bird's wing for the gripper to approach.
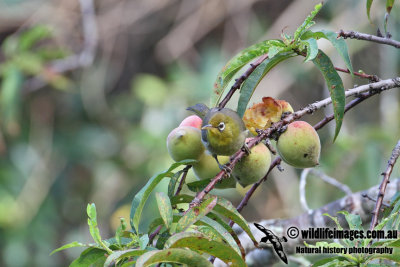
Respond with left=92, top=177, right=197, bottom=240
left=186, top=103, right=210, bottom=119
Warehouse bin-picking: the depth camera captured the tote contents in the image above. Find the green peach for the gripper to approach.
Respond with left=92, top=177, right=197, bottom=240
left=193, top=153, right=236, bottom=189
left=277, top=121, right=320, bottom=168
left=232, top=140, right=271, bottom=187
left=167, top=126, right=204, bottom=162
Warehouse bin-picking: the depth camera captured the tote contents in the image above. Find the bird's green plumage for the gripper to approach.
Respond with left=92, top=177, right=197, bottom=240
left=198, top=106, right=247, bottom=156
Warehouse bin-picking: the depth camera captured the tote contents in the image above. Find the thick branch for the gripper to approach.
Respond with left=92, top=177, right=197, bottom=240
left=189, top=77, right=400, bottom=209
left=370, top=140, right=400, bottom=230
left=218, top=54, right=269, bottom=109
left=338, top=30, right=400, bottom=49
left=228, top=178, right=400, bottom=267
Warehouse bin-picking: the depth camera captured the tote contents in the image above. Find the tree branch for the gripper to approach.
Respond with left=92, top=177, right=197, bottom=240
left=334, top=67, right=380, bottom=82
left=218, top=54, right=269, bottom=109
left=370, top=140, right=400, bottom=230
left=189, top=77, right=400, bottom=209
left=338, top=30, right=400, bottom=49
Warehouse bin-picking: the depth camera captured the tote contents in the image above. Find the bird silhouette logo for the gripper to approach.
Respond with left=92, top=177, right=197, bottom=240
left=254, top=223, right=288, bottom=264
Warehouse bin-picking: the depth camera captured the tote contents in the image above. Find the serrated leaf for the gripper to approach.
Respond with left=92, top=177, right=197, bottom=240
left=155, top=192, right=173, bottom=232
left=211, top=39, right=285, bottom=107
left=303, top=38, right=319, bottom=62
left=165, top=232, right=246, bottom=267
left=70, top=248, right=107, bottom=267
left=50, top=241, right=96, bottom=256
left=294, top=3, right=323, bottom=41
left=367, top=0, right=374, bottom=23
left=176, top=196, right=217, bottom=232
left=103, top=249, right=146, bottom=267
left=130, top=160, right=195, bottom=233
left=136, top=248, right=213, bottom=267
left=312, top=50, right=345, bottom=141
left=237, top=52, right=296, bottom=118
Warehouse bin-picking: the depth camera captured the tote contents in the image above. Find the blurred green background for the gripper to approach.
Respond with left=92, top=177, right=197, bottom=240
left=0, top=0, right=399, bottom=266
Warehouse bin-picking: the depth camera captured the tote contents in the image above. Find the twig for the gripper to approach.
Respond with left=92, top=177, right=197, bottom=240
left=370, top=140, right=400, bottom=230
left=189, top=77, right=400, bottom=209
left=299, top=169, right=353, bottom=212
left=362, top=193, right=390, bottom=208
left=218, top=54, right=269, bottom=109
left=299, top=169, right=312, bottom=212
left=174, top=165, right=191, bottom=196
left=334, top=67, right=380, bottom=82
left=338, top=30, right=400, bottom=49
left=26, top=0, right=98, bottom=92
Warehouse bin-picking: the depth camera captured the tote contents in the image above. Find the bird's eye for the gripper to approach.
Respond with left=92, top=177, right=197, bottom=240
left=218, top=122, right=225, bottom=131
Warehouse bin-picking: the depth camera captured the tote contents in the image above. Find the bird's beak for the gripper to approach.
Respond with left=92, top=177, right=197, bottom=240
left=201, top=124, right=214, bottom=130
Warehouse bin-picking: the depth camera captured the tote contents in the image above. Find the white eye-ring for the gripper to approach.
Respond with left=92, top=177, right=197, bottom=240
left=218, top=122, right=225, bottom=131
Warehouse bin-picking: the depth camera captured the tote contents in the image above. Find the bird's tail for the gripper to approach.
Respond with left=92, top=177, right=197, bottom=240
left=186, top=103, right=210, bottom=119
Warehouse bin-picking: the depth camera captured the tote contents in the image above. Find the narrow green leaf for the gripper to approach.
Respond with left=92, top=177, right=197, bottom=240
left=294, top=3, right=323, bottom=41
left=323, top=213, right=343, bottom=230
left=155, top=192, right=173, bottom=231
left=303, top=38, right=319, bottom=62
left=200, top=215, right=242, bottom=257
left=167, top=170, right=182, bottom=198
left=176, top=196, right=217, bottom=232
left=312, top=256, right=352, bottom=267
left=312, top=50, right=345, bottom=141
left=70, top=248, right=107, bottom=267
left=136, top=248, right=213, bottom=267
left=368, top=248, right=400, bottom=263
left=50, top=241, right=96, bottom=256
left=87, top=203, right=112, bottom=254
left=211, top=39, right=285, bottom=107
left=170, top=195, right=258, bottom=247
left=236, top=52, right=296, bottom=118
left=318, top=30, right=353, bottom=75
left=166, top=232, right=246, bottom=267
left=366, top=0, right=374, bottom=23
left=0, top=65, right=23, bottom=130
left=104, top=249, right=146, bottom=267
left=130, top=160, right=195, bottom=233
left=213, top=197, right=258, bottom=247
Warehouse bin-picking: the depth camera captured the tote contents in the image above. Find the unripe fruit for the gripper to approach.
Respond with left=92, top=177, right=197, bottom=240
left=232, top=139, right=271, bottom=187
left=167, top=126, right=204, bottom=161
left=179, top=115, right=202, bottom=129
left=193, top=153, right=236, bottom=189
left=277, top=121, right=320, bottom=168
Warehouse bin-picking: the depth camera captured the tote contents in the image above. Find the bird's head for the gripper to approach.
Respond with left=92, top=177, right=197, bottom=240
left=202, top=111, right=241, bottom=142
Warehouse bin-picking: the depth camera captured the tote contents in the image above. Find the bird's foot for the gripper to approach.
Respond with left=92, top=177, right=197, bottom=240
left=241, top=143, right=251, bottom=155
left=219, top=163, right=232, bottom=176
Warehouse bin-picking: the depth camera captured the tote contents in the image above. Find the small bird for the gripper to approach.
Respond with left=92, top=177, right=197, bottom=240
left=187, top=103, right=248, bottom=170
left=254, top=223, right=288, bottom=264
